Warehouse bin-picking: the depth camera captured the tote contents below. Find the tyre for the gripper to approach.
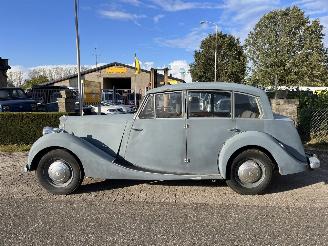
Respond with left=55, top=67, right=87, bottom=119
left=226, top=149, right=273, bottom=195
left=36, top=149, right=84, bottom=195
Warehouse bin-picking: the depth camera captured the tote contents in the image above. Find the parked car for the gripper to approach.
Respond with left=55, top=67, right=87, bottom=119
left=25, top=82, right=320, bottom=195
left=90, top=103, right=136, bottom=115
left=0, top=88, right=37, bottom=112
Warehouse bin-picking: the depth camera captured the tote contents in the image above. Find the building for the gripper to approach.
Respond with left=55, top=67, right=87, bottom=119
left=0, top=57, right=11, bottom=88
left=42, top=62, right=185, bottom=96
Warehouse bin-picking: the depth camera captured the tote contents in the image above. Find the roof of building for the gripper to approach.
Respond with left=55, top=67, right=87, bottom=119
left=42, top=62, right=185, bottom=86
left=148, top=82, right=266, bottom=97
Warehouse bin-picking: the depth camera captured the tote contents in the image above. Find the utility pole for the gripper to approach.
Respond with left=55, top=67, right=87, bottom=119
left=74, top=0, right=83, bottom=116
left=200, top=20, right=219, bottom=82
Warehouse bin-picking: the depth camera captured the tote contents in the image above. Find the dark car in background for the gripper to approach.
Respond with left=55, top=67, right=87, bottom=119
left=0, top=88, right=37, bottom=112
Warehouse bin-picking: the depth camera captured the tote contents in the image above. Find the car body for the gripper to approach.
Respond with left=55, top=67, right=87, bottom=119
left=25, top=82, right=320, bottom=195
left=0, top=88, right=37, bottom=112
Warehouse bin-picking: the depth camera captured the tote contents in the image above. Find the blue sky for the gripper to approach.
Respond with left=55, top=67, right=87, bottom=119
left=1, top=0, right=328, bottom=71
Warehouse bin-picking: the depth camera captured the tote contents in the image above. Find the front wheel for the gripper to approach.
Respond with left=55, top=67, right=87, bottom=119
left=36, top=149, right=84, bottom=195
left=226, top=149, right=273, bottom=195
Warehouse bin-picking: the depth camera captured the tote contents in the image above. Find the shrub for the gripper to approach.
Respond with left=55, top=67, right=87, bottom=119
left=0, top=112, right=75, bottom=145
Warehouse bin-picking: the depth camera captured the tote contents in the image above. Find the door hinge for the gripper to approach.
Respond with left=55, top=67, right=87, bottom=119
left=184, top=123, right=189, bottom=129
left=184, top=158, right=190, bottom=163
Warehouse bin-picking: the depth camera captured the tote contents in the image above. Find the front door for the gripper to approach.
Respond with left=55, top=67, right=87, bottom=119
left=124, top=92, right=188, bottom=174
left=186, top=90, right=235, bottom=174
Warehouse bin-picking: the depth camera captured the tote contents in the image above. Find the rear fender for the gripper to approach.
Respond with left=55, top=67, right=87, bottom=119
left=218, top=131, right=308, bottom=179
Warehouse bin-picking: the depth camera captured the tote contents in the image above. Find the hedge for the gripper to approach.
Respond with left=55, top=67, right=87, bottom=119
left=0, top=112, right=76, bottom=145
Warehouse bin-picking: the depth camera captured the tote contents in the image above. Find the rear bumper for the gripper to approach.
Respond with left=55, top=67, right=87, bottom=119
left=306, top=153, right=320, bottom=170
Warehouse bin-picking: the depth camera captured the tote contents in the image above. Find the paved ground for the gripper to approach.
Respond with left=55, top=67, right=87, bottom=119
left=0, top=150, right=327, bottom=245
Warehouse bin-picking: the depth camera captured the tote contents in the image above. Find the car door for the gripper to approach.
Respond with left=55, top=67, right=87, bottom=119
left=186, top=90, right=236, bottom=174
left=124, top=91, right=187, bottom=174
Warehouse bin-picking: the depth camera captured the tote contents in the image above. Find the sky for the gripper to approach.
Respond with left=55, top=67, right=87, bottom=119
left=1, top=0, right=328, bottom=82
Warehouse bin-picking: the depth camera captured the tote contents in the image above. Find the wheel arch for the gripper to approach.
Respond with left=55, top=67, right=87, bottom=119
left=224, top=145, right=278, bottom=180
left=30, top=146, right=84, bottom=177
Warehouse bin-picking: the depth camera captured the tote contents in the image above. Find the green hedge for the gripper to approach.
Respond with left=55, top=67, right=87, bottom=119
left=0, top=112, right=76, bottom=145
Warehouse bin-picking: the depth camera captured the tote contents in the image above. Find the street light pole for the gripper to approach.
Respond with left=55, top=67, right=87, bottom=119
left=74, top=0, right=83, bottom=116
left=200, top=21, right=219, bottom=82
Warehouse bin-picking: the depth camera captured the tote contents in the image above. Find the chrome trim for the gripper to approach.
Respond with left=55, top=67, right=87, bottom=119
left=308, top=154, right=320, bottom=169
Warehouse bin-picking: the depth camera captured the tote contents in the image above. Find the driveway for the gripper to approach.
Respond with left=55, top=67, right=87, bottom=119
left=0, top=150, right=327, bottom=245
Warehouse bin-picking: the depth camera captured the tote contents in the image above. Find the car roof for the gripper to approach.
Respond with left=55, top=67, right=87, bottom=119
left=147, top=82, right=266, bottom=97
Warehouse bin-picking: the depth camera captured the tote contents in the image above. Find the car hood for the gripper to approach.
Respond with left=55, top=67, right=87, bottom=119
left=60, top=114, right=134, bottom=155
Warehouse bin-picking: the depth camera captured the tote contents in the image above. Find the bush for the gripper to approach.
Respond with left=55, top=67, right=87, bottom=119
left=0, top=112, right=75, bottom=145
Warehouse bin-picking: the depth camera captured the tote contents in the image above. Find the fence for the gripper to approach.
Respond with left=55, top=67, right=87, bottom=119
left=298, top=108, right=328, bottom=144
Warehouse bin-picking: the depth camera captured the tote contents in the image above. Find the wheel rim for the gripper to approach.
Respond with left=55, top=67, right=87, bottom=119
left=47, top=160, right=73, bottom=187
left=236, top=160, right=263, bottom=187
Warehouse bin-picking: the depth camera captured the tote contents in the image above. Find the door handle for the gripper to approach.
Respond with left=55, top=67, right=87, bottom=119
left=229, top=128, right=241, bottom=133
left=132, top=127, right=143, bottom=131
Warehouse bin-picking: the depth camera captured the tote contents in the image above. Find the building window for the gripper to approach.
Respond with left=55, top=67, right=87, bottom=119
left=235, top=93, right=260, bottom=118
left=155, top=92, right=182, bottom=118
left=188, top=91, right=231, bottom=118
left=138, top=94, right=155, bottom=119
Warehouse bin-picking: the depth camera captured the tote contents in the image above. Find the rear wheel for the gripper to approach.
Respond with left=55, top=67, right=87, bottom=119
left=226, top=149, right=273, bottom=195
left=36, top=149, right=83, bottom=195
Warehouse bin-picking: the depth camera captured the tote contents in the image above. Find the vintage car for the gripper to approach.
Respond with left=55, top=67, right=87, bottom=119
left=25, top=82, right=320, bottom=195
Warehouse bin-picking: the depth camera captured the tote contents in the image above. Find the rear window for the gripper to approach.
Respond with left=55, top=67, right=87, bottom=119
left=234, top=93, right=260, bottom=118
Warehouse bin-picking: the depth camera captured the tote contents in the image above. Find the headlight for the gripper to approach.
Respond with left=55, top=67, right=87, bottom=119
left=42, top=127, right=63, bottom=135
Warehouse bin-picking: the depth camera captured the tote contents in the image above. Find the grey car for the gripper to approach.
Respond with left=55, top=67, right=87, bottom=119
left=25, top=82, right=320, bottom=195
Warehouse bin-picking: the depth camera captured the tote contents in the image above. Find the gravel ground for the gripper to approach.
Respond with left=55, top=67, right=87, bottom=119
left=0, top=150, right=327, bottom=245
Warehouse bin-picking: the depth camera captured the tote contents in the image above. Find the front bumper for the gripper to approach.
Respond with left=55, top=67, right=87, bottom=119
left=307, top=154, right=320, bottom=170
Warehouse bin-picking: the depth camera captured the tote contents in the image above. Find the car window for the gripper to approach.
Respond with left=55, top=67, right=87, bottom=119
left=155, top=92, right=182, bottom=118
left=235, top=93, right=260, bottom=118
left=138, top=94, right=155, bottom=119
left=188, top=91, right=231, bottom=118
left=0, top=90, right=10, bottom=100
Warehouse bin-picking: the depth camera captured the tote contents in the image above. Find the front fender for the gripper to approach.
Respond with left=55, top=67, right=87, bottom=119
left=218, top=131, right=308, bottom=179
left=27, top=132, right=116, bottom=178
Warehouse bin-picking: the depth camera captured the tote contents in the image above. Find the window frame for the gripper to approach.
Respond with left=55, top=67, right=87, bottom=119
left=233, top=91, right=263, bottom=119
left=186, top=90, right=233, bottom=119
left=136, top=91, right=184, bottom=120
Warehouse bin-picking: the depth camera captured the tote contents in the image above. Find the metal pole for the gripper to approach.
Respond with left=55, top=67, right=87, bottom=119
left=74, top=0, right=83, bottom=116
left=214, top=24, right=218, bottom=82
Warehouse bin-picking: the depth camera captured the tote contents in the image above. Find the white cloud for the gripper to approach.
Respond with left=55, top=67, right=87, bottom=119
left=150, top=0, right=221, bottom=12
left=168, top=60, right=192, bottom=82
left=155, top=25, right=208, bottom=51
left=100, top=10, right=146, bottom=24
left=120, top=0, right=141, bottom=6
left=153, top=14, right=165, bottom=23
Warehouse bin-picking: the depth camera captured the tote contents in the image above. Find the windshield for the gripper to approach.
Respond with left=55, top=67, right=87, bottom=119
left=0, top=89, right=28, bottom=100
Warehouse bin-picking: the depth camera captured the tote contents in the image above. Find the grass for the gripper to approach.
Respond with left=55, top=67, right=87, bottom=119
left=0, top=144, right=31, bottom=153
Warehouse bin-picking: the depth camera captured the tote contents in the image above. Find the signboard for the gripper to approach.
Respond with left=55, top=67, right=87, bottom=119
left=83, top=80, right=101, bottom=104
left=106, top=66, right=127, bottom=74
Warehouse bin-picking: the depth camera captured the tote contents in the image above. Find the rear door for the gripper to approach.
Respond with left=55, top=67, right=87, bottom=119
left=186, top=90, right=236, bottom=174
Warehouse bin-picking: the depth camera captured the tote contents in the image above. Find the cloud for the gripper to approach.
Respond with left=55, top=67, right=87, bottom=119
left=153, top=14, right=165, bottom=23
left=168, top=60, right=192, bottom=82
left=150, top=0, right=221, bottom=12
left=100, top=10, right=146, bottom=24
left=155, top=25, right=208, bottom=52
left=119, top=0, right=142, bottom=6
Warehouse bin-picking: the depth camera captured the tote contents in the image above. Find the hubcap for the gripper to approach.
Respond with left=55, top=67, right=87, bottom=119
left=48, top=160, right=72, bottom=184
left=237, top=160, right=262, bottom=184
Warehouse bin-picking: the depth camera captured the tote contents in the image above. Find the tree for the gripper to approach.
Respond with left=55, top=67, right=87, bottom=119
left=245, top=6, right=328, bottom=87
left=22, top=75, right=49, bottom=89
left=190, top=32, right=246, bottom=82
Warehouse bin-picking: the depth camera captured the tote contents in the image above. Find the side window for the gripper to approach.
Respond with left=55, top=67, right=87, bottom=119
left=188, top=91, right=231, bottom=117
left=235, top=93, right=260, bottom=118
left=138, top=94, right=154, bottom=119
left=155, top=92, right=182, bottom=118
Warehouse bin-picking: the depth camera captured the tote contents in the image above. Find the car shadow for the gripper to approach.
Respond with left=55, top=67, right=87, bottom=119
left=76, top=168, right=327, bottom=195
left=266, top=169, right=328, bottom=194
